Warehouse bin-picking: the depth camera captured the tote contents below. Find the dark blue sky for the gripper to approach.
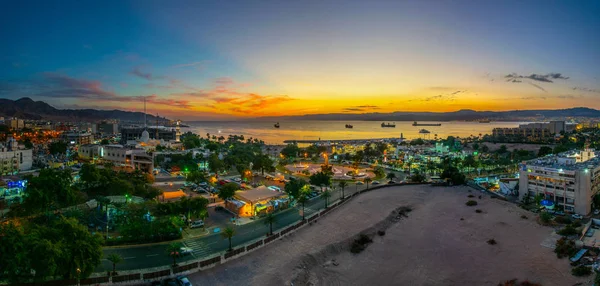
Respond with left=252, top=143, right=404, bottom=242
left=1, top=1, right=599, bottom=119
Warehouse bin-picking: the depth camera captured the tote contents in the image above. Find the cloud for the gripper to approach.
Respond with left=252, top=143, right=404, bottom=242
left=411, top=90, right=465, bottom=102
left=527, top=82, right=547, bottom=92
left=342, top=105, right=381, bottom=112
left=505, top=72, right=569, bottom=83
left=130, top=67, right=154, bottom=80
left=172, top=61, right=206, bottom=68
left=556, top=94, right=583, bottom=99
left=520, top=96, right=547, bottom=100
left=210, top=93, right=294, bottom=115
left=214, top=77, right=235, bottom=86
left=572, top=87, right=600, bottom=93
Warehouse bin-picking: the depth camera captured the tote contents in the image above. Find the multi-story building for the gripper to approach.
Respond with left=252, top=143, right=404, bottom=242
left=61, top=132, right=94, bottom=145
left=92, top=122, right=119, bottom=136
left=0, top=137, right=33, bottom=175
left=9, top=118, right=24, bottom=130
left=120, top=126, right=177, bottom=144
left=95, top=144, right=153, bottom=173
left=492, top=121, right=576, bottom=140
left=518, top=148, right=600, bottom=215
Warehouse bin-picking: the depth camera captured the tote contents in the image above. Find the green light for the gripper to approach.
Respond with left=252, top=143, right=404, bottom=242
left=474, top=151, right=478, bottom=155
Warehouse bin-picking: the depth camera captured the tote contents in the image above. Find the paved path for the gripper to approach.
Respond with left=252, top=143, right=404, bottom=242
left=96, top=184, right=367, bottom=272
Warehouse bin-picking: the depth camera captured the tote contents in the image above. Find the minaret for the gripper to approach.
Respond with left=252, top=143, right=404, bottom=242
left=144, top=97, right=147, bottom=129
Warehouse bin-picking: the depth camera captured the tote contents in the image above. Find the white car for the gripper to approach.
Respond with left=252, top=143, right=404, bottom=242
left=179, top=247, right=194, bottom=256
left=177, top=276, right=192, bottom=286
left=190, top=220, right=204, bottom=228
left=571, top=214, right=583, bottom=220
left=268, top=186, right=281, bottom=192
left=233, top=178, right=242, bottom=182
left=372, top=181, right=380, bottom=185
left=594, top=209, right=600, bottom=215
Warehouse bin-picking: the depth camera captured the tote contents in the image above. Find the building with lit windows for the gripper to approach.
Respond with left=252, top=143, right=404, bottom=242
left=518, top=147, right=600, bottom=215
left=61, top=132, right=94, bottom=145
left=0, top=137, right=33, bottom=175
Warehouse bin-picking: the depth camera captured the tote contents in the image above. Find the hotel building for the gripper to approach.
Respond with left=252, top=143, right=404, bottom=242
left=518, top=147, right=600, bottom=215
left=0, top=137, right=33, bottom=175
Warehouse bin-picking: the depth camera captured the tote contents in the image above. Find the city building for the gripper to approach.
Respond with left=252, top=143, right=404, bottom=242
left=120, top=126, right=177, bottom=145
left=61, top=132, right=94, bottom=145
left=78, top=144, right=104, bottom=160
left=0, top=137, right=33, bottom=175
left=225, top=185, right=288, bottom=217
left=518, top=147, right=600, bottom=215
left=92, top=122, right=119, bottom=136
left=101, top=144, right=154, bottom=173
left=9, top=118, right=25, bottom=130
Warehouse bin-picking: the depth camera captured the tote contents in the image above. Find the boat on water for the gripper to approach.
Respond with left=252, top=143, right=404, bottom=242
left=345, top=124, right=353, bottom=129
left=419, top=129, right=431, bottom=134
left=412, top=121, right=441, bottom=126
left=381, top=122, right=396, bottom=128
left=478, top=119, right=491, bottom=123
left=274, top=122, right=280, bottom=128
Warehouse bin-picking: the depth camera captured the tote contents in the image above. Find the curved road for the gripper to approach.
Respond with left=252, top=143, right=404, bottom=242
left=97, top=183, right=371, bottom=272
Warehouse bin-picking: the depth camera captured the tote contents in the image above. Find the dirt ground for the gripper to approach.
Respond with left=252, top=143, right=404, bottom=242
left=188, top=185, right=589, bottom=286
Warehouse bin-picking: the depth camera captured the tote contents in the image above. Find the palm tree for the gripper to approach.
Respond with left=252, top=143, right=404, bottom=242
left=106, top=253, right=122, bottom=275
left=386, top=172, right=396, bottom=181
left=338, top=181, right=348, bottom=199
left=364, top=177, right=372, bottom=189
left=263, top=213, right=277, bottom=235
left=166, top=242, right=182, bottom=267
left=321, top=190, right=331, bottom=208
left=221, top=226, right=236, bottom=251
left=297, top=193, right=309, bottom=220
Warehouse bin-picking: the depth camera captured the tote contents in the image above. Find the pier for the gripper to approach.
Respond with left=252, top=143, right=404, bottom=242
left=283, top=137, right=403, bottom=144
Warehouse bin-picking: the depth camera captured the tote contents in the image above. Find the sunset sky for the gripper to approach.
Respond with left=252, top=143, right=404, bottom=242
left=1, top=1, right=599, bottom=120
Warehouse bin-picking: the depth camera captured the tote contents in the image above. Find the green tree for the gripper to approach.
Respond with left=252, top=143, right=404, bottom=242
left=100, top=139, right=110, bottom=145
left=322, top=189, right=332, bottom=208
left=481, top=145, right=490, bottom=153
left=409, top=172, right=426, bottom=183
left=281, top=144, right=300, bottom=159
left=297, top=191, right=309, bottom=220
left=22, top=168, right=80, bottom=217
left=440, top=167, right=465, bottom=185
left=208, top=153, right=226, bottom=175
left=186, top=170, right=207, bottom=185
left=219, top=183, right=239, bottom=201
left=221, top=226, right=236, bottom=251
left=540, top=212, right=552, bottom=224
left=553, top=144, right=569, bottom=154
left=338, top=181, right=348, bottom=199
left=166, top=242, right=182, bottom=267
left=538, top=146, right=553, bottom=157
left=364, top=177, right=372, bottom=189
left=373, top=166, right=386, bottom=178
left=252, top=153, right=275, bottom=175
left=285, top=177, right=307, bottom=199
left=264, top=213, right=277, bottom=235
left=106, top=254, right=123, bottom=275
left=309, top=171, right=331, bottom=188
left=386, top=172, right=396, bottom=181
left=48, top=141, right=68, bottom=155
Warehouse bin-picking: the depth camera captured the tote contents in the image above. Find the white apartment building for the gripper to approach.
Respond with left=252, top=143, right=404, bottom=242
left=519, top=148, right=600, bottom=215
left=79, top=144, right=153, bottom=173
left=0, top=138, right=33, bottom=175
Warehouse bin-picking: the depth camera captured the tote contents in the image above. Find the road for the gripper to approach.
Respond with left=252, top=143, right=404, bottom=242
left=97, top=183, right=369, bottom=272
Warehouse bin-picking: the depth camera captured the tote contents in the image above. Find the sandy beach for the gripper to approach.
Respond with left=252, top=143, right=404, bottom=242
left=188, top=185, right=587, bottom=286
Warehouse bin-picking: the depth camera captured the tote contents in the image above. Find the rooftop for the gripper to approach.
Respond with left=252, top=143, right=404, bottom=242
left=525, top=149, right=600, bottom=171
left=235, top=185, right=285, bottom=203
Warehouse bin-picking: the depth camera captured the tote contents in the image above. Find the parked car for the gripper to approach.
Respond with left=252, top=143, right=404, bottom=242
left=190, top=220, right=204, bottom=229
left=356, top=181, right=364, bottom=185
left=387, top=180, right=396, bottom=184
left=372, top=181, right=380, bottom=185
left=233, top=177, right=242, bottom=182
left=594, top=209, right=600, bottom=215
left=572, top=214, right=583, bottom=220
left=268, top=186, right=281, bottom=192
left=162, top=278, right=179, bottom=286
left=554, top=211, right=565, bottom=216
left=180, top=247, right=194, bottom=256
left=176, top=276, right=192, bottom=286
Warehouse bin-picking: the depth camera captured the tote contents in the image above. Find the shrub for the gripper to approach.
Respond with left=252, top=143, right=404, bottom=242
left=554, top=237, right=576, bottom=259
left=572, top=221, right=582, bottom=228
left=475, top=209, right=483, bottom=213
left=557, top=225, right=578, bottom=236
left=487, top=239, right=497, bottom=245
left=539, top=212, right=552, bottom=224
left=350, top=234, right=373, bottom=254
left=468, top=195, right=474, bottom=198
left=520, top=215, right=528, bottom=219
left=466, top=200, right=478, bottom=206
left=571, top=265, right=592, bottom=276
left=377, top=230, right=386, bottom=236
left=554, top=216, right=571, bottom=224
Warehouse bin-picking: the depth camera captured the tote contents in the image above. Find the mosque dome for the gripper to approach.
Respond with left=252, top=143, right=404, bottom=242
left=140, top=130, right=150, bottom=142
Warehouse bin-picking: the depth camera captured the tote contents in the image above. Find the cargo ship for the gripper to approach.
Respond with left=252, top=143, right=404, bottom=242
left=345, top=124, right=353, bottom=129
left=381, top=122, right=396, bottom=128
left=412, top=121, right=442, bottom=126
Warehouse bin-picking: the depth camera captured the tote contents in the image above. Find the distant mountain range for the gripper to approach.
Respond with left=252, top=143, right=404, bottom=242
left=258, top=108, right=600, bottom=121
left=0, top=97, right=166, bottom=122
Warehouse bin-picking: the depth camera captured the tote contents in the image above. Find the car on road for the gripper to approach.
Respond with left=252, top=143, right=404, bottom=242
left=387, top=180, right=396, bottom=184
left=268, top=186, right=281, bottom=192
left=356, top=181, right=364, bottom=185
left=162, top=278, right=179, bottom=286
left=176, top=276, right=192, bottom=286
left=180, top=247, right=194, bottom=256
left=555, top=211, right=565, bottom=216
left=199, top=182, right=208, bottom=187
left=372, top=181, right=380, bottom=185
left=233, top=177, right=242, bottom=182
left=572, top=214, right=583, bottom=220
left=594, top=209, right=600, bottom=215
left=190, top=220, right=204, bottom=228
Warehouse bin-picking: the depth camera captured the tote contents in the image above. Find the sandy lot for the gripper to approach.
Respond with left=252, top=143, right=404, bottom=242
left=478, top=142, right=553, bottom=152
left=188, top=185, right=587, bottom=286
